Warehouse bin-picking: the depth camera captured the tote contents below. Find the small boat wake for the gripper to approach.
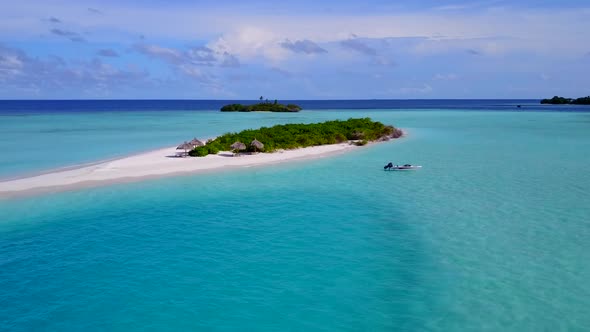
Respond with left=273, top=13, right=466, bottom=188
left=384, top=162, right=422, bottom=171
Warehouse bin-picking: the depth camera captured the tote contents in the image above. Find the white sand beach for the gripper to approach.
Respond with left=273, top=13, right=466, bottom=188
left=0, top=143, right=360, bottom=198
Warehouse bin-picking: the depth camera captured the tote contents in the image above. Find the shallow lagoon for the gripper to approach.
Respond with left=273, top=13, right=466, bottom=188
left=1, top=107, right=589, bottom=331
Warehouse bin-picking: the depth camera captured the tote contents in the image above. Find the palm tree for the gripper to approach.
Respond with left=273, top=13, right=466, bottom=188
left=259, top=96, right=263, bottom=102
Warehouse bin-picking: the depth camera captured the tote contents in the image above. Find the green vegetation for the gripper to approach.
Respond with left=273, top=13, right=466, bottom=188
left=354, top=140, right=369, bottom=146
left=188, top=118, right=403, bottom=157
left=191, top=146, right=209, bottom=157
left=541, top=96, right=590, bottom=105
left=220, top=99, right=302, bottom=112
left=572, top=96, right=590, bottom=105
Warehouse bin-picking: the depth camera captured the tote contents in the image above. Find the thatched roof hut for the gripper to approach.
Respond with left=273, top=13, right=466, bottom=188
left=230, top=141, right=247, bottom=156
left=230, top=141, right=246, bottom=151
left=189, top=138, right=205, bottom=147
left=176, top=141, right=194, bottom=156
left=177, top=141, right=193, bottom=151
left=251, top=138, right=264, bottom=152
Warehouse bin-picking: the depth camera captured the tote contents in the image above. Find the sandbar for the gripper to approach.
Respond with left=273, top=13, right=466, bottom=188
left=0, top=143, right=363, bottom=199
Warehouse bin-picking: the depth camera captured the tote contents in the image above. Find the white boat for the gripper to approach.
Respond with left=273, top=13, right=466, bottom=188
left=384, top=163, right=422, bottom=171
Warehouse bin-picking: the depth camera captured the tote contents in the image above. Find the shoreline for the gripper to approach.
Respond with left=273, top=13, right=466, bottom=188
left=0, top=141, right=378, bottom=199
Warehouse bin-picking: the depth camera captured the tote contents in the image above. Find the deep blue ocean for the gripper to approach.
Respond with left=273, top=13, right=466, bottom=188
left=1, top=100, right=589, bottom=331
left=1, top=99, right=587, bottom=114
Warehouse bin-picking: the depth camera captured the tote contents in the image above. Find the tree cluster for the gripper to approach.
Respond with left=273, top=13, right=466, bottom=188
left=220, top=102, right=302, bottom=112
left=541, top=96, right=590, bottom=105
left=188, top=118, right=402, bottom=157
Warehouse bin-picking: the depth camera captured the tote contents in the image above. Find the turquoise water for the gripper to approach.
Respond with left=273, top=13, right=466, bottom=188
left=0, top=111, right=320, bottom=178
left=1, top=110, right=590, bottom=331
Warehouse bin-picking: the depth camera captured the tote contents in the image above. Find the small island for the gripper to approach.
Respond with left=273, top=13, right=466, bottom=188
left=221, top=96, right=302, bottom=112
left=540, top=96, right=590, bottom=105
left=0, top=118, right=404, bottom=197
left=189, top=118, right=403, bottom=157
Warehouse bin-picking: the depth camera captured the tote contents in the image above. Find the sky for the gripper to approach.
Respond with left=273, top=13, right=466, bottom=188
left=0, top=0, right=589, bottom=99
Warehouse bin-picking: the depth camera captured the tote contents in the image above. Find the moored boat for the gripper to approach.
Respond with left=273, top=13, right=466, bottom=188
left=384, top=163, right=422, bottom=170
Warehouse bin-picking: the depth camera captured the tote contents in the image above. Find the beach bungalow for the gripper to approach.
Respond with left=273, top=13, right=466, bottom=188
left=251, top=139, right=264, bottom=153
left=176, top=141, right=193, bottom=157
left=230, top=141, right=247, bottom=156
left=190, top=138, right=205, bottom=148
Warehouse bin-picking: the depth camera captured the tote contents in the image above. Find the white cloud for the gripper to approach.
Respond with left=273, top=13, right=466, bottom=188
left=340, top=37, right=377, bottom=56
left=178, top=64, right=203, bottom=78
left=134, top=44, right=184, bottom=64
left=1, top=0, right=589, bottom=99
left=207, top=26, right=289, bottom=62
left=132, top=43, right=230, bottom=89
left=0, top=46, right=32, bottom=81
left=1, top=1, right=588, bottom=58
left=280, top=39, right=327, bottom=54
left=134, top=43, right=238, bottom=70
left=0, top=44, right=150, bottom=94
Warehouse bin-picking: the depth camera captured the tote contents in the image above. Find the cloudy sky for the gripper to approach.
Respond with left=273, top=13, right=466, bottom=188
left=1, top=0, right=589, bottom=99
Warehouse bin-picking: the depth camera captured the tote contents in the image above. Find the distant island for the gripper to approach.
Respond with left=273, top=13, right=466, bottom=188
left=189, top=118, right=403, bottom=157
left=541, top=96, right=590, bottom=105
left=221, top=96, right=302, bottom=112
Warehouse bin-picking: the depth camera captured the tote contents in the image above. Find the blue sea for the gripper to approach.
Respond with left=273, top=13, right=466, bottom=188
left=1, top=100, right=589, bottom=331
